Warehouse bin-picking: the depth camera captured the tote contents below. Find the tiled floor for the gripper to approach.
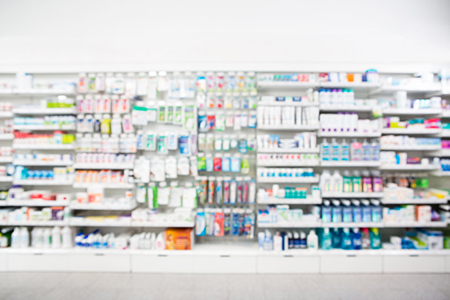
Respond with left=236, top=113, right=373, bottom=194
left=0, top=273, right=449, bottom=300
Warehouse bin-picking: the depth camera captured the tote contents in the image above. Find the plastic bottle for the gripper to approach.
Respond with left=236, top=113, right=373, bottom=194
left=321, top=138, right=331, bottom=161
left=369, top=228, right=381, bottom=249
left=331, top=200, right=342, bottom=223
left=62, top=226, right=72, bottom=248
left=43, top=228, right=51, bottom=249
left=341, top=228, right=352, bottom=250
left=93, top=114, right=101, bottom=132
left=320, top=170, right=332, bottom=193
left=361, top=200, right=372, bottom=222
left=340, top=138, right=350, bottom=161
left=11, top=227, right=20, bottom=248
left=362, top=139, right=371, bottom=161
left=371, top=139, right=380, bottom=161
left=362, top=171, right=373, bottom=193
left=155, top=232, right=165, bottom=250
left=101, top=114, right=111, bottom=134
left=321, top=200, right=332, bottom=223
left=307, top=230, right=318, bottom=250
left=51, top=227, right=61, bottom=249
left=372, top=171, right=383, bottom=193
left=352, top=171, right=362, bottom=193
left=331, top=228, right=341, bottom=249
left=331, top=138, right=340, bottom=161
left=273, top=231, right=283, bottom=251
left=352, top=228, right=362, bottom=250
left=111, top=114, right=122, bottom=134
left=352, top=200, right=362, bottom=222
left=361, top=228, right=371, bottom=249
left=341, top=200, right=353, bottom=223
left=263, top=230, right=273, bottom=251
left=20, top=227, right=29, bottom=248
left=321, top=228, right=332, bottom=250
left=331, top=170, right=343, bottom=193
left=342, top=170, right=353, bottom=193
left=350, top=139, right=362, bottom=161
left=371, top=200, right=382, bottom=223
left=299, top=232, right=307, bottom=249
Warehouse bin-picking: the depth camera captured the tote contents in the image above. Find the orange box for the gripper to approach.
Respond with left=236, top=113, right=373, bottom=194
left=165, top=228, right=192, bottom=250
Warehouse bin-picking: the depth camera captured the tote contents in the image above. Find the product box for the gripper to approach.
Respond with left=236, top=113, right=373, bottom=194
left=416, top=205, right=432, bottom=222
left=165, top=228, right=192, bottom=250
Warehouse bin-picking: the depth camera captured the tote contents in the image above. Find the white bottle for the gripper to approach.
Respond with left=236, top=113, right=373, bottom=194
left=320, top=170, right=332, bottom=193
left=62, top=226, right=72, bottom=249
left=331, top=170, right=343, bottom=193
left=111, top=114, right=122, bottom=134
left=155, top=232, right=165, bottom=250
left=273, top=231, right=283, bottom=251
left=52, top=227, right=61, bottom=249
left=307, top=230, right=318, bottom=250
left=20, top=227, right=29, bottom=248
left=43, top=228, right=51, bottom=249
left=151, top=233, right=156, bottom=250
left=11, top=227, right=20, bottom=248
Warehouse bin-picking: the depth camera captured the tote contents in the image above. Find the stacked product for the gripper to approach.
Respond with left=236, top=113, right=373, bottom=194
left=257, top=133, right=317, bottom=152
left=321, top=199, right=382, bottom=224
left=320, top=113, right=379, bottom=134
left=195, top=208, right=254, bottom=238
left=321, top=138, right=380, bottom=161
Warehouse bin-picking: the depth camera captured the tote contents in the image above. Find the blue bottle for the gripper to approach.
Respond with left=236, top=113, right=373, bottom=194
left=352, top=228, right=362, bottom=250
left=331, top=228, right=341, bottom=249
left=340, top=138, right=350, bottom=161
left=321, top=139, right=331, bottom=161
left=370, top=228, right=381, bottom=249
left=322, top=200, right=332, bottom=223
left=341, top=228, right=352, bottom=250
left=321, top=228, right=332, bottom=250
left=332, top=200, right=342, bottom=223
left=331, top=138, right=340, bottom=161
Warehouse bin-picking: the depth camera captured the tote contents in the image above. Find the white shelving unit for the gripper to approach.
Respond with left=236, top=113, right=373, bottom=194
left=318, top=131, right=381, bottom=137
left=0, top=112, right=13, bottom=118
left=320, top=161, right=381, bottom=167
left=257, top=222, right=321, bottom=228
left=0, top=88, right=75, bottom=95
left=13, top=108, right=77, bottom=115
left=0, top=157, right=13, bottom=163
left=69, top=202, right=137, bottom=210
left=73, top=163, right=134, bottom=170
left=382, top=108, right=441, bottom=115
left=13, top=160, right=72, bottom=166
left=381, top=198, right=447, bottom=205
left=257, top=147, right=320, bottom=153
left=13, top=180, right=74, bottom=186
left=257, top=197, right=322, bottom=205
left=73, top=183, right=134, bottom=189
left=321, top=192, right=384, bottom=198
left=3, top=200, right=69, bottom=207
left=257, top=81, right=318, bottom=88
left=69, top=218, right=132, bottom=227
left=130, top=221, right=195, bottom=228
left=319, top=82, right=380, bottom=89
left=380, top=145, right=441, bottom=151
left=257, top=161, right=320, bottom=167
left=7, top=220, right=69, bottom=226
left=12, top=144, right=74, bottom=150
left=380, top=164, right=439, bottom=171
left=320, top=105, right=373, bottom=112
left=258, top=102, right=318, bottom=107
left=13, top=125, right=76, bottom=131
left=383, top=221, right=447, bottom=228
left=258, top=124, right=319, bottom=131
left=0, top=134, right=14, bottom=140
left=381, top=128, right=441, bottom=135
left=369, top=85, right=442, bottom=96
left=322, top=222, right=384, bottom=228
left=257, top=176, right=320, bottom=183
left=0, top=177, right=13, bottom=182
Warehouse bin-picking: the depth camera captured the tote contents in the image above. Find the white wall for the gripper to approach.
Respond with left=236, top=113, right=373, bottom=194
left=1, top=0, right=450, bottom=73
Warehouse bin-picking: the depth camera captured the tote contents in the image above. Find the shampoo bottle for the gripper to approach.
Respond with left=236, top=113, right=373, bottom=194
left=340, top=138, right=350, bottom=161
left=320, top=170, right=332, bottom=193
left=331, top=138, right=340, bottom=161
left=369, top=228, right=381, bottom=249
left=274, top=231, right=283, bottom=251
left=307, top=230, right=318, bottom=250
left=341, top=228, right=352, bottom=250
left=343, top=170, right=352, bottom=193
left=342, top=200, right=353, bottom=223
left=361, top=228, right=371, bottom=249
left=331, top=170, right=343, bottom=193
left=321, top=228, right=332, bottom=250
left=350, top=139, right=362, bottom=161
left=155, top=232, right=165, bottom=250
left=352, top=228, right=362, bottom=250
left=331, top=228, right=341, bottom=249
left=321, top=139, right=331, bottom=161
left=362, top=138, right=371, bottom=161
left=332, top=200, right=342, bottom=223
left=263, top=229, right=273, bottom=251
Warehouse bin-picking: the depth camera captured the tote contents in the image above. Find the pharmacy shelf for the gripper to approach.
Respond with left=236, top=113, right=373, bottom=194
left=12, top=144, right=74, bottom=150
left=321, top=192, right=384, bottom=198
left=0, top=177, right=13, bottom=182
left=381, top=198, right=447, bottom=205
left=73, top=163, right=134, bottom=170
left=319, top=82, right=381, bottom=89
left=130, top=221, right=195, bottom=228
left=7, top=220, right=69, bottom=226
left=0, top=157, right=13, bottom=163
left=0, top=134, right=14, bottom=140
left=320, top=161, right=381, bottom=167
left=0, top=111, right=13, bottom=118
left=257, top=176, right=320, bottom=183
left=319, top=105, right=373, bottom=112
left=440, top=131, right=450, bottom=137
left=258, top=124, right=319, bottom=131
left=369, top=85, right=442, bottom=95
left=69, top=219, right=132, bottom=227
left=382, top=108, right=441, bottom=115
left=257, top=222, right=321, bottom=228
left=13, top=125, right=76, bottom=131
left=257, top=148, right=320, bottom=154
left=258, top=102, right=318, bottom=107
left=13, top=108, right=77, bottom=115
left=383, top=221, right=447, bottom=228
left=322, top=222, right=384, bottom=228
left=431, top=171, right=450, bottom=177
left=73, top=183, right=134, bottom=189
left=257, top=81, right=318, bottom=88
left=257, top=197, right=322, bottom=205
left=318, top=131, right=381, bottom=138
left=257, top=161, right=320, bottom=167
left=0, top=88, right=75, bottom=95
left=380, top=145, right=441, bottom=151
left=380, top=164, right=439, bottom=171
left=429, top=149, right=450, bottom=157
left=381, top=128, right=441, bottom=135
left=441, top=110, right=450, bottom=118
left=69, top=202, right=137, bottom=210
left=2, top=200, right=69, bottom=207
left=13, top=160, right=72, bottom=166
left=13, top=180, right=73, bottom=186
